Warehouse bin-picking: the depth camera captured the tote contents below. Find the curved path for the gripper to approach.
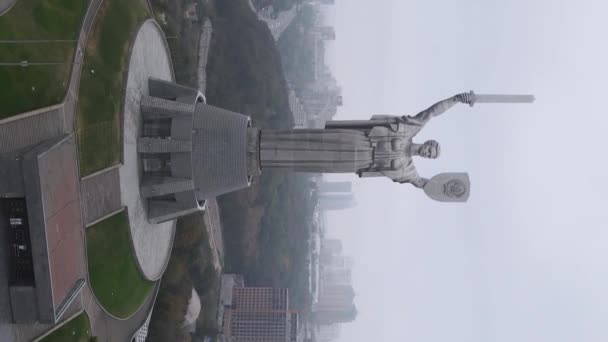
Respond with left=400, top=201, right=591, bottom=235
left=0, top=0, right=16, bottom=16
left=120, top=19, right=176, bottom=281
left=82, top=281, right=160, bottom=342
left=80, top=17, right=172, bottom=342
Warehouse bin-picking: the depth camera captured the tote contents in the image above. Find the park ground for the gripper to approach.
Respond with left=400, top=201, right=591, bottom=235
left=76, top=0, right=148, bottom=176
left=86, top=212, right=154, bottom=319
left=76, top=0, right=155, bottom=320
left=0, top=0, right=86, bottom=118
left=39, top=313, right=91, bottom=342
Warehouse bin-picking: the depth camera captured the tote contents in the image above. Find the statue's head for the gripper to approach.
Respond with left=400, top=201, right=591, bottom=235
left=419, top=140, right=441, bottom=159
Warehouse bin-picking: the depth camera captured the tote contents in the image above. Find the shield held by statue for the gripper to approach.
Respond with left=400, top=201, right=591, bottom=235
left=423, top=173, right=471, bottom=202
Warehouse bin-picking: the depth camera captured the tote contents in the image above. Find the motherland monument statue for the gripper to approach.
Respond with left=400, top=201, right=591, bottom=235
left=137, top=79, right=534, bottom=222
left=257, top=91, right=535, bottom=202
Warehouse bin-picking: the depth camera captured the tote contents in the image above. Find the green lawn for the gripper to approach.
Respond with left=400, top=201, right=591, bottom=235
left=86, top=211, right=154, bottom=318
left=0, top=0, right=87, bottom=118
left=40, top=313, right=91, bottom=342
left=76, top=0, right=148, bottom=176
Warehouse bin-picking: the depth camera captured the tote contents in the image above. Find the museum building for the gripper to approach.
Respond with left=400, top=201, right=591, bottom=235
left=0, top=135, right=86, bottom=324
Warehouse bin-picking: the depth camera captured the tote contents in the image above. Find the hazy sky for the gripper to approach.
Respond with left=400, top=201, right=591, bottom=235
left=323, top=1, right=608, bottom=341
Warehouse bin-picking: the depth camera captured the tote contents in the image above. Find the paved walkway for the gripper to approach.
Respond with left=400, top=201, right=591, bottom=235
left=203, top=198, right=224, bottom=270
left=81, top=165, right=123, bottom=226
left=82, top=280, right=160, bottom=342
left=197, top=19, right=213, bottom=94
left=61, top=0, right=106, bottom=133
left=120, top=19, right=176, bottom=281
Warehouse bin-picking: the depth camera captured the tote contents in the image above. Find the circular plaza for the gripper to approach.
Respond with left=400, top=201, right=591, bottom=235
left=120, top=19, right=177, bottom=281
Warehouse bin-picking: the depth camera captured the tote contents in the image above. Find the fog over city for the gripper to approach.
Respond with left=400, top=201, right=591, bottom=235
left=2, top=0, right=608, bottom=340
left=324, top=1, right=608, bottom=341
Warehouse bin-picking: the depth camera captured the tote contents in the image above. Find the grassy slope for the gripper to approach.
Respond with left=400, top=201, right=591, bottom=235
left=76, top=0, right=148, bottom=176
left=206, top=0, right=292, bottom=129
left=206, top=0, right=313, bottom=310
left=147, top=213, right=221, bottom=341
left=149, top=0, right=203, bottom=88
left=40, top=313, right=91, bottom=342
left=0, top=0, right=87, bottom=118
left=86, top=212, right=154, bottom=318
left=276, top=5, right=317, bottom=93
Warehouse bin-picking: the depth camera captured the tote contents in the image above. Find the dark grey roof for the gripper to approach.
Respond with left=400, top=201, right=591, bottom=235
left=0, top=153, right=24, bottom=197
left=191, top=104, right=251, bottom=199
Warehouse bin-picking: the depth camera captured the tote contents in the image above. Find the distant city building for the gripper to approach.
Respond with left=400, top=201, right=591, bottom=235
left=220, top=273, right=245, bottom=306
left=316, top=285, right=355, bottom=309
left=316, top=324, right=341, bottom=342
left=313, top=284, right=357, bottom=325
left=0, top=134, right=86, bottom=324
left=321, top=239, right=343, bottom=255
left=314, top=26, right=336, bottom=40
left=312, top=304, right=357, bottom=325
left=223, top=287, right=298, bottom=342
left=315, top=238, right=357, bottom=326
left=288, top=88, right=310, bottom=128
left=322, top=268, right=352, bottom=285
left=305, top=0, right=335, bottom=4
left=319, top=193, right=356, bottom=210
left=299, top=81, right=342, bottom=126
left=318, top=181, right=352, bottom=193
left=321, top=254, right=346, bottom=268
left=257, top=6, right=298, bottom=40
left=232, top=287, right=288, bottom=311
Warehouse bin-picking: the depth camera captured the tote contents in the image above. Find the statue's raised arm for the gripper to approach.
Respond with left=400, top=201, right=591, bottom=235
left=398, top=176, right=429, bottom=188
left=400, top=92, right=475, bottom=126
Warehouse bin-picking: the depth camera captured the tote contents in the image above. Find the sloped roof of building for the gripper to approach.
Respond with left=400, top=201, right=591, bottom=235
left=22, top=134, right=86, bottom=322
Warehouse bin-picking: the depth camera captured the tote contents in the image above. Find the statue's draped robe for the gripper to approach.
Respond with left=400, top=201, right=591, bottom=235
left=260, top=129, right=374, bottom=173
left=259, top=115, right=425, bottom=183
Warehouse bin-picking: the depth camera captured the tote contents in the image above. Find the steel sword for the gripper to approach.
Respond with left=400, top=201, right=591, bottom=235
left=468, top=90, right=535, bottom=106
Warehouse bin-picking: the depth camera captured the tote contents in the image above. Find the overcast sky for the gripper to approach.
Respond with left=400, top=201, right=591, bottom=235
left=323, top=1, right=608, bottom=341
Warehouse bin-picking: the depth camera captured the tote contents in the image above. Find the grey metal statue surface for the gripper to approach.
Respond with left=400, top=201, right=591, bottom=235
left=259, top=91, right=534, bottom=202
